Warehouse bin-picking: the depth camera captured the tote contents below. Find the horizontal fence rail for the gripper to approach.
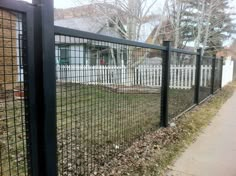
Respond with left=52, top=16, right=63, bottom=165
left=54, top=26, right=168, bottom=51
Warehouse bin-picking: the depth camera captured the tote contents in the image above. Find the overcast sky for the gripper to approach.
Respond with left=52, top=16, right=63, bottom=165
left=21, top=0, right=236, bottom=10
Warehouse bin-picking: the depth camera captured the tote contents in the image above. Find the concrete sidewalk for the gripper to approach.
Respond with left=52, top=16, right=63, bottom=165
left=167, top=91, right=236, bottom=176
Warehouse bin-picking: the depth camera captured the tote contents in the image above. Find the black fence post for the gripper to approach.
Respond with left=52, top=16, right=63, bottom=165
left=234, top=61, right=236, bottom=81
left=32, top=0, right=57, bottom=176
left=24, top=6, right=39, bottom=176
left=219, top=57, right=224, bottom=89
left=160, top=41, right=171, bottom=127
left=211, top=56, right=216, bottom=94
left=194, top=48, right=202, bottom=104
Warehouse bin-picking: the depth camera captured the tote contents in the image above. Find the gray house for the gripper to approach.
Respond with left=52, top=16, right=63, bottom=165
left=55, top=16, right=127, bottom=66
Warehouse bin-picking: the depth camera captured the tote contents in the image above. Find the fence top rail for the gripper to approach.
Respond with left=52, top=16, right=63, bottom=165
left=54, top=26, right=210, bottom=57
left=55, top=26, right=168, bottom=51
left=171, top=48, right=198, bottom=55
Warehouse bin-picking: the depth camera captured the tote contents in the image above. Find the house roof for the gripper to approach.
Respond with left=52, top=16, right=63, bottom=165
left=138, top=22, right=159, bottom=43
left=55, top=4, right=164, bottom=42
left=55, top=17, right=105, bottom=34
left=55, top=16, right=126, bottom=39
left=54, top=4, right=127, bottom=39
left=54, top=3, right=126, bottom=21
left=145, top=19, right=173, bottom=45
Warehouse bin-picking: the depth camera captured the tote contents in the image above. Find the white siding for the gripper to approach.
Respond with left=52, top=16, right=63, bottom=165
left=69, top=45, right=84, bottom=65
left=55, top=44, right=86, bottom=65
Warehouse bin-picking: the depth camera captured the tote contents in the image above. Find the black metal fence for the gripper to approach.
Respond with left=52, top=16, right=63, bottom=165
left=0, top=7, right=29, bottom=176
left=233, top=60, right=236, bottom=81
left=199, top=56, right=212, bottom=102
left=0, top=1, right=225, bottom=176
left=168, top=52, right=197, bottom=119
left=55, top=27, right=164, bottom=175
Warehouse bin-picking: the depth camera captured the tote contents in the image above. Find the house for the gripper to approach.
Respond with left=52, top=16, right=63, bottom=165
left=54, top=5, right=127, bottom=66
left=145, top=19, right=173, bottom=45
left=55, top=35, right=128, bottom=66
left=0, top=9, right=22, bottom=91
left=217, top=41, right=236, bottom=60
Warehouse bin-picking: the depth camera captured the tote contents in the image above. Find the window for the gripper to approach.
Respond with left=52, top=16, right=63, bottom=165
left=59, top=46, right=70, bottom=65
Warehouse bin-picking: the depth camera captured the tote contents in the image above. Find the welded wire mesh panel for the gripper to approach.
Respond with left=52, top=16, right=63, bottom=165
left=168, top=52, right=196, bottom=119
left=199, top=57, right=212, bottom=102
left=214, top=59, right=222, bottom=92
left=55, top=34, right=162, bottom=175
left=0, top=9, right=29, bottom=176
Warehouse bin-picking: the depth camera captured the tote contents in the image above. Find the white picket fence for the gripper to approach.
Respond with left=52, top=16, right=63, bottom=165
left=56, top=65, right=213, bottom=89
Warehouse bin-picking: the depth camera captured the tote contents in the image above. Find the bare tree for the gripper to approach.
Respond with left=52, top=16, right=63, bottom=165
left=74, top=0, right=158, bottom=41
left=158, top=0, right=235, bottom=54
left=73, top=0, right=160, bottom=85
left=152, top=0, right=196, bottom=48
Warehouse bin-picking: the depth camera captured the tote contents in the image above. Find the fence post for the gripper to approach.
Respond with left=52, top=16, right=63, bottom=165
left=211, top=56, right=216, bottom=94
left=194, top=48, right=202, bottom=104
left=32, top=0, right=57, bottom=176
left=160, top=41, right=171, bottom=127
left=219, top=57, right=224, bottom=89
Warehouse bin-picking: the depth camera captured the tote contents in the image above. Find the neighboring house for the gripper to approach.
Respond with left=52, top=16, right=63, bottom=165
left=217, top=42, right=236, bottom=60
left=54, top=5, right=127, bottom=66
left=0, top=9, right=22, bottom=91
left=145, top=20, right=173, bottom=45
left=55, top=35, right=128, bottom=66
left=54, top=3, right=126, bottom=22
left=54, top=5, right=168, bottom=67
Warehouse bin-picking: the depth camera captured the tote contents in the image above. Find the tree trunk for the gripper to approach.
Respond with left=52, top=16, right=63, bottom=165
left=174, top=0, right=181, bottom=48
left=202, top=0, right=213, bottom=54
left=194, top=0, right=205, bottom=51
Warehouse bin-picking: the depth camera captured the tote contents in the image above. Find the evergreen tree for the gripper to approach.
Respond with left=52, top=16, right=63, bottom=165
left=166, top=0, right=236, bottom=54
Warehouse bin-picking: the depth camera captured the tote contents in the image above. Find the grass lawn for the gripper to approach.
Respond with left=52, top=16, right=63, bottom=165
left=56, top=83, right=161, bottom=175
left=56, top=83, right=197, bottom=175
left=94, top=82, right=235, bottom=176
left=0, top=96, right=28, bottom=176
left=0, top=83, right=209, bottom=176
